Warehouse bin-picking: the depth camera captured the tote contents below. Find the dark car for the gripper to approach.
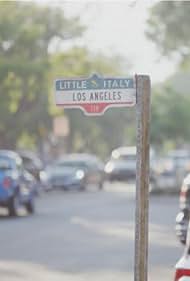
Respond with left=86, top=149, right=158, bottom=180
left=104, top=146, right=136, bottom=182
left=45, top=153, right=104, bottom=191
left=175, top=173, right=190, bottom=244
left=18, top=150, right=51, bottom=192
left=18, top=150, right=44, bottom=181
left=0, top=150, right=36, bottom=216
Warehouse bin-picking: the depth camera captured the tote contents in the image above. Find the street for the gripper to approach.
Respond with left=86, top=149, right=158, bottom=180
left=0, top=183, right=182, bottom=281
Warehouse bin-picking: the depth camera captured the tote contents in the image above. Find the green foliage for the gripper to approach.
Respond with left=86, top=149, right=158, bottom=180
left=0, top=1, right=83, bottom=149
left=151, top=84, right=190, bottom=147
left=146, top=1, right=190, bottom=60
left=0, top=1, right=134, bottom=157
left=147, top=1, right=190, bottom=149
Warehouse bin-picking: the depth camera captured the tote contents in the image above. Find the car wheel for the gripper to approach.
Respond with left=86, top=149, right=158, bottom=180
left=79, top=184, right=86, bottom=191
left=98, top=181, right=104, bottom=190
left=8, top=196, right=19, bottom=217
left=78, top=178, right=87, bottom=191
left=25, top=198, right=35, bottom=214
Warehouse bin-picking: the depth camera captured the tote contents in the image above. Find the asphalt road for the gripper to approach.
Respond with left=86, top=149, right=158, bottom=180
left=0, top=183, right=182, bottom=281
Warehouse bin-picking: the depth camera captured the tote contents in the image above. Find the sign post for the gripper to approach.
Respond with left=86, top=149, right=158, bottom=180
left=54, top=73, right=151, bottom=281
left=135, top=75, right=151, bottom=281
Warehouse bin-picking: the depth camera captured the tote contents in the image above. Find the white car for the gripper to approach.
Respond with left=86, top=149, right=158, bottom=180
left=175, top=254, right=190, bottom=281
left=175, top=221, right=190, bottom=281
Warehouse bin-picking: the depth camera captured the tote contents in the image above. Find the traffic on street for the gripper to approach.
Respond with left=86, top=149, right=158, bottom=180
left=0, top=182, right=182, bottom=281
left=0, top=147, right=190, bottom=281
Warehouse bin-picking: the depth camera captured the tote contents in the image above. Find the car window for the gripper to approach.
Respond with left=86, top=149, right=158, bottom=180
left=112, top=154, right=136, bottom=162
left=84, top=160, right=95, bottom=170
left=57, top=160, right=88, bottom=169
left=21, top=156, right=43, bottom=169
left=87, top=159, right=103, bottom=170
left=0, top=157, right=12, bottom=170
left=16, top=161, right=23, bottom=171
left=120, top=155, right=136, bottom=161
left=22, top=157, right=32, bottom=166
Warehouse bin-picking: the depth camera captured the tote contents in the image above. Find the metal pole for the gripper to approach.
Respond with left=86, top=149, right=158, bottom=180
left=135, top=75, right=151, bottom=281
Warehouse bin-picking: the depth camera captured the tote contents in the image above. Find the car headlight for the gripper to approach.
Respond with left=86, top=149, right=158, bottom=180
left=40, top=171, right=48, bottom=182
left=20, top=183, right=29, bottom=194
left=105, top=162, right=114, bottom=173
left=184, top=174, right=190, bottom=185
left=76, top=170, right=84, bottom=180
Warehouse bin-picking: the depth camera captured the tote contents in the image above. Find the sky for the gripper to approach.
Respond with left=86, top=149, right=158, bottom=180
left=36, top=0, right=179, bottom=84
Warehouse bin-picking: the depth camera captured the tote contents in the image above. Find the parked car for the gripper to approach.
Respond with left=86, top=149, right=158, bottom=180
left=18, top=150, right=51, bottom=192
left=153, top=150, right=190, bottom=193
left=0, top=150, right=36, bottom=216
left=104, top=146, right=157, bottom=191
left=18, top=150, right=44, bottom=181
left=104, top=146, right=136, bottom=182
left=153, top=156, right=179, bottom=192
left=168, top=150, right=190, bottom=174
left=175, top=173, right=190, bottom=244
left=45, top=153, right=105, bottom=191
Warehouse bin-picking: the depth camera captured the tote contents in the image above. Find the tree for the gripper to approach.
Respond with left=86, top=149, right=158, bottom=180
left=146, top=2, right=190, bottom=149
left=146, top=1, right=190, bottom=61
left=0, top=1, right=83, bottom=148
left=151, top=84, right=190, bottom=148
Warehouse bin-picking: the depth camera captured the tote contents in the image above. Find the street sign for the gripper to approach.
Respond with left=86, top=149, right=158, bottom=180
left=55, top=74, right=136, bottom=115
left=54, top=73, right=151, bottom=281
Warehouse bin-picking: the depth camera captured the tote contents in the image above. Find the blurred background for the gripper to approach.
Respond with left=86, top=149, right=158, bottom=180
left=0, top=1, right=190, bottom=281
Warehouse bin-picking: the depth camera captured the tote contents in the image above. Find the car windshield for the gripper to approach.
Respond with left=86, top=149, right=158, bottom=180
left=0, top=156, right=12, bottom=170
left=22, top=156, right=43, bottom=169
left=167, top=155, right=190, bottom=168
left=57, top=160, right=88, bottom=169
left=112, top=154, right=136, bottom=162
